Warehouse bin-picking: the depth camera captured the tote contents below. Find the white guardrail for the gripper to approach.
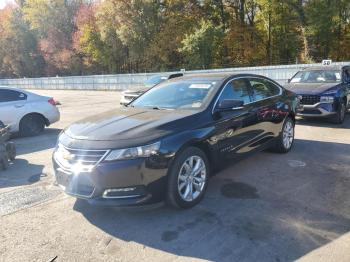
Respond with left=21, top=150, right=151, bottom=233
left=0, top=62, right=349, bottom=91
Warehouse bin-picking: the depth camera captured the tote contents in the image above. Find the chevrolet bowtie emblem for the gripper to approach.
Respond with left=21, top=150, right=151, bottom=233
left=60, top=147, right=75, bottom=161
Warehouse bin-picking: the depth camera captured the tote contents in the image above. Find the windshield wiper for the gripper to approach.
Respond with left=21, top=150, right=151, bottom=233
left=151, top=106, right=174, bottom=110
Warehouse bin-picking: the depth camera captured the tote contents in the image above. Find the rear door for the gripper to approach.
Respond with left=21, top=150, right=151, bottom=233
left=247, top=77, right=285, bottom=144
left=0, top=89, right=27, bottom=131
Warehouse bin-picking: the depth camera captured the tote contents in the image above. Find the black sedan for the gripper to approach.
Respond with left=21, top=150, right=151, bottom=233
left=53, top=73, right=298, bottom=208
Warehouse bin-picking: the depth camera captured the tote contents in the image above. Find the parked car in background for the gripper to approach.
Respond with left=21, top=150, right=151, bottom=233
left=0, top=87, right=60, bottom=136
left=285, top=65, right=350, bottom=124
left=120, top=72, right=183, bottom=105
left=53, top=73, right=298, bottom=209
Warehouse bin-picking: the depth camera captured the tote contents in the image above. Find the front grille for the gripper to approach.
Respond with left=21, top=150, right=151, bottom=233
left=67, top=148, right=108, bottom=165
left=302, top=108, right=322, bottom=115
left=54, top=145, right=108, bottom=170
left=300, top=95, right=320, bottom=105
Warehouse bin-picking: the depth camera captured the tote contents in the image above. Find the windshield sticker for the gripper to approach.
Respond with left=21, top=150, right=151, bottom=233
left=191, top=102, right=202, bottom=108
left=189, top=84, right=212, bottom=89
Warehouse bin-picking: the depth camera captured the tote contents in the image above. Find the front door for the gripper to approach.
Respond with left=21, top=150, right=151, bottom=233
left=211, top=78, right=260, bottom=160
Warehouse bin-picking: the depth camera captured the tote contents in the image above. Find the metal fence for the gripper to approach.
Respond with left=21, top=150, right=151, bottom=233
left=0, top=62, right=349, bottom=91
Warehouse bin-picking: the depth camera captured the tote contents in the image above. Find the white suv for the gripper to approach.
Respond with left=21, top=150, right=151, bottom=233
left=0, top=87, right=60, bottom=136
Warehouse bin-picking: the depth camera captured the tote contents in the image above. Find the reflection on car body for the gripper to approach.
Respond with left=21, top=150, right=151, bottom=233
left=53, top=73, right=298, bottom=209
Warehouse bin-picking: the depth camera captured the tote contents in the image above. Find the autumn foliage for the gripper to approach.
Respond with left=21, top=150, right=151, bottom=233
left=0, top=0, right=349, bottom=78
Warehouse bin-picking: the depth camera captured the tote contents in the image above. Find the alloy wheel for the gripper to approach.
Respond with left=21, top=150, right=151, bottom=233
left=178, top=156, right=207, bottom=202
left=283, top=121, right=294, bottom=150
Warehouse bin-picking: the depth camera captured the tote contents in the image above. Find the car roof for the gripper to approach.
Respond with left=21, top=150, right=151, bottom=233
left=0, top=86, right=24, bottom=92
left=177, top=73, right=271, bottom=82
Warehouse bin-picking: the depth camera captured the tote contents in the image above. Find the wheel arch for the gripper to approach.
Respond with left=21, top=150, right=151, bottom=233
left=19, top=112, right=49, bottom=127
left=169, top=139, right=216, bottom=176
left=288, top=111, right=296, bottom=124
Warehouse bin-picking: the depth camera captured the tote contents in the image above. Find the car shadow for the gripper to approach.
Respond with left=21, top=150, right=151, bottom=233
left=73, top=138, right=350, bottom=261
left=0, top=158, right=45, bottom=188
left=11, top=128, right=62, bottom=156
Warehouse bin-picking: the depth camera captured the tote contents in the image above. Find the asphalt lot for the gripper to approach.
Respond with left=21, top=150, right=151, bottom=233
left=1, top=89, right=350, bottom=262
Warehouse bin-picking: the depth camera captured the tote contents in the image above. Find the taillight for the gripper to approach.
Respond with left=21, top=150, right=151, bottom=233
left=48, top=98, right=56, bottom=106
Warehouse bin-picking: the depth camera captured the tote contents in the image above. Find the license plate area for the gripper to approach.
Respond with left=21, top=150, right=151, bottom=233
left=56, top=168, right=72, bottom=190
left=55, top=168, right=95, bottom=198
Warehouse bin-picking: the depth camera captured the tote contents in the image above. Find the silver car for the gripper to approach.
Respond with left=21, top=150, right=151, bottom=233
left=120, top=73, right=183, bottom=105
left=0, top=86, right=60, bottom=136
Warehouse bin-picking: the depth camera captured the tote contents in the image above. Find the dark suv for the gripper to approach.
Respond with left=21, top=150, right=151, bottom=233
left=285, top=65, right=350, bottom=124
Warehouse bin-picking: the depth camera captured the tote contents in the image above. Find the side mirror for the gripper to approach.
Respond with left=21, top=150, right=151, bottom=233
left=216, top=99, right=244, bottom=112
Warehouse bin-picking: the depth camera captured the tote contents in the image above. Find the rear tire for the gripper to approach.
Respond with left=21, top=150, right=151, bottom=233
left=271, top=117, right=295, bottom=153
left=330, top=101, right=346, bottom=124
left=167, top=147, right=209, bottom=209
left=19, top=114, right=45, bottom=137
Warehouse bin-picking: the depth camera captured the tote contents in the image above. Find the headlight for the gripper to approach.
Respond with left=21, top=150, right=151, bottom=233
left=104, top=142, right=161, bottom=161
left=320, top=96, right=334, bottom=103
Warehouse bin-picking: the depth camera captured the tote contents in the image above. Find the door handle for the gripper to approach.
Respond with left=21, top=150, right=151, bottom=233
left=14, top=104, right=24, bottom=108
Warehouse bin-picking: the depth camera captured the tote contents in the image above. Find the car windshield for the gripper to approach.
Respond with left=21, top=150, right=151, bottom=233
left=291, top=70, right=342, bottom=83
left=131, top=80, right=217, bottom=110
left=144, top=75, right=168, bottom=86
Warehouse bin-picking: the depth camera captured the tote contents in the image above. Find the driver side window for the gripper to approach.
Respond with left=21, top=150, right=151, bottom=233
left=218, top=79, right=252, bottom=105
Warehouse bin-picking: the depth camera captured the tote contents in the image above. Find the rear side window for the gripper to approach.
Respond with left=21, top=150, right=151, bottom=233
left=218, top=79, right=252, bottom=105
left=0, top=89, right=27, bottom=102
left=249, top=78, right=281, bottom=101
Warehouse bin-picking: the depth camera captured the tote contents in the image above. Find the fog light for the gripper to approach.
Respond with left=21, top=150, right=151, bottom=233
left=102, top=187, right=140, bottom=199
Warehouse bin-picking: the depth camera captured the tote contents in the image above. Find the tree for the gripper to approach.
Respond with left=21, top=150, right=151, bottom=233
left=0, top=6, right=44, bottom=77
left=23, top=0, right=82, bottom=75
left=179, top=20, right=224, bottom=69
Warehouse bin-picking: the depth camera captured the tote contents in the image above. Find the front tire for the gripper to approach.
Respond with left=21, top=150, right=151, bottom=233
left=331, top=100, right=346, bottom=124
left=167, top=147, right=209, bottom=209
left=19, top=114, right=45, bottom=137
left=271, top=117, right=295, bottom=153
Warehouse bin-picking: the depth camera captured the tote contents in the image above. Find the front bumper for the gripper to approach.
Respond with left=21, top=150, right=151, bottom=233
left=53, top=155, right=169, bottom=206
left=297, top=102, right=336, bottom=117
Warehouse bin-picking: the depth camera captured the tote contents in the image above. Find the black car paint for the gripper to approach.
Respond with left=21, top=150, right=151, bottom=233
left=53, top=74, right=298, bottom=206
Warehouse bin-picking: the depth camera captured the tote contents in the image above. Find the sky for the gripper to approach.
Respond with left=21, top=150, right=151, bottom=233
left=0, top=0, right=14, bottom=9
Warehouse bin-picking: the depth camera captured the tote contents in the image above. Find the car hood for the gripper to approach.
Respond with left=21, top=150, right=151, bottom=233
left=284, top=82, right=338, bottom=95
left=123, top=86, right=149, bottom=95
left=63, top=107, right=199, bottom=144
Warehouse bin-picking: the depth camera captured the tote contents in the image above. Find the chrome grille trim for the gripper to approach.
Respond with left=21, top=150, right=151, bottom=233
left=54, top=144, right=110, bottom=171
